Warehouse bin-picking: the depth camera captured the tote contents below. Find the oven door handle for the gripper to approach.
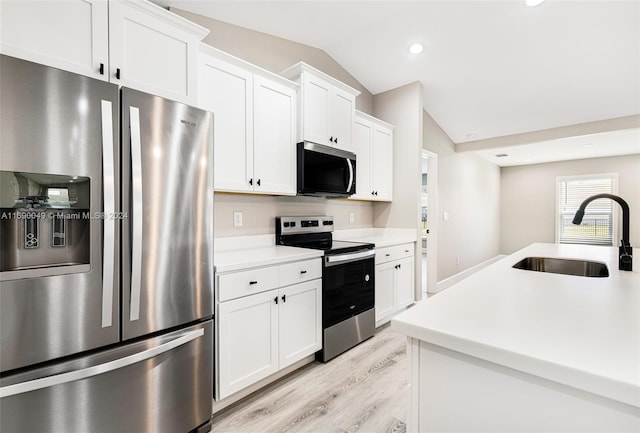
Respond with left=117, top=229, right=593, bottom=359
left=325, top=249, right=375, bottom=267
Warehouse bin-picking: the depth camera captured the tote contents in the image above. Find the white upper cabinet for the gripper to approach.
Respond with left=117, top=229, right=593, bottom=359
left=253, top=76, right=296, bottom=195
left=351, top=110, right=395, bottom=202
left=108, top=0, right=207, bottom=104
left=198, top=45, right=297, bottom=196
left=0, top=0, right=109, bottom=80
left=0, top=0, right=208, bottom=105
left=281, top=62, right=359, bottom=150
left=199, top=53, right=253, bottom=192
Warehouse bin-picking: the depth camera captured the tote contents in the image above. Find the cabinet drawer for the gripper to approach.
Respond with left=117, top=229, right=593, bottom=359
left=279, top=258, right=322, bottom=287
left=375, top=243, right=414, bottom=265
left=218, top=266, right=279, bottom=302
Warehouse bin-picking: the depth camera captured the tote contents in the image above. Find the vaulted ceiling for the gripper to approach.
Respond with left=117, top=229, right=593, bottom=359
left=153, top=0, right=640, bottom=165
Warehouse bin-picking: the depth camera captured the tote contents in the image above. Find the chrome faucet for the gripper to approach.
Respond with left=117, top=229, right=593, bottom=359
left=572, top=193, right=632, bottom=271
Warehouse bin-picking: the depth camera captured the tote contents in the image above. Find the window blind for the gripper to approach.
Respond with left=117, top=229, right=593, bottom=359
left=557, top=176, right=615, bottom=246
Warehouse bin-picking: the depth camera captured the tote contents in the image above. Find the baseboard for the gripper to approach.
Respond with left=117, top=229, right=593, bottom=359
left=432, top=255, right=506, bottom=293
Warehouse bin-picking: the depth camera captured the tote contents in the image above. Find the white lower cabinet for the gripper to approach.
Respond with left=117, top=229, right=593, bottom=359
left=375, top=243, right=415, bottom=326
left=216, top=259, right=321, bottom=400
left=218, top=289, right=279, bottom=399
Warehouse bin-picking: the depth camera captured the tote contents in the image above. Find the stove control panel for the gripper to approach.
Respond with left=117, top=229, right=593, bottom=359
left=276, top=216, right=333, bottom=235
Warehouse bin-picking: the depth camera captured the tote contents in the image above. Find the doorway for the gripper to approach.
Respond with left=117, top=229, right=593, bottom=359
left=422, top=150, right=438, bottom=297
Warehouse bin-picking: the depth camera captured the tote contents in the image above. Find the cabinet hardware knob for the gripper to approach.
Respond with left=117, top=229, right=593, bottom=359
left=375, top=191, right=378, bottom=196
left=282, top=295, right=286, bottom=303
left=99, top=63, right=104, bottom=75
left=257, top=179, right=261, bottom=186
left=385, top=253, right=391, bottom=257
left=329, top=136, right=334, bottom=143
left=335, top=137, right=338, bottom=144
left=249, top=281, right=258, bottom=285
left=274, top=296, right=278, bottom=304
left=115, top=68, right=121, bottom=79
left=405, top=250, right=410, bottom=253
left=249, top=178, right=253, bottom=186
left=300, top=270, right=307, bottom=274
left=399, top=264, right=402, bottom=269
left=372, top=191, right=375, bottom=195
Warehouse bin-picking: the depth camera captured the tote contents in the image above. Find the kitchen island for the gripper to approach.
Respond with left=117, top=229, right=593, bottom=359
left=391, top=243, right=640, bottom=432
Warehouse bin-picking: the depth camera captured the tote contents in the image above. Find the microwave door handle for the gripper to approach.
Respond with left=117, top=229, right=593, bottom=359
left=100, top=100, right=116, bottom=328
left=346, top=159, right=354, bottom=193
left=129, top=106, right=143, bottom=322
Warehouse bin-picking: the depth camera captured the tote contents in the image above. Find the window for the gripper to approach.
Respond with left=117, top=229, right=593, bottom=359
left=556, top=174, right=617, bottom=246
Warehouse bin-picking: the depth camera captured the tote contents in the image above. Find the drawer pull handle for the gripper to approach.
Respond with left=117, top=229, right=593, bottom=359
left=249, top=281, right=258, bottom=285
left=300, top=270, right=307, bottom=274
left=405, top=250, right=410, bottom=253
left=385, top=253, right=391, bottom=257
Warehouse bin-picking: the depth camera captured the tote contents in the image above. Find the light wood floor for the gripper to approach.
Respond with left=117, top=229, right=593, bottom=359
left=211, top=325, right=408, bottom=433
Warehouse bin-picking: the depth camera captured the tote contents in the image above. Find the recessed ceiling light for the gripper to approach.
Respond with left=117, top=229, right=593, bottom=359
left=526, top=0, right=545, bottom=7
left=408, top=43, right=424, bottom=54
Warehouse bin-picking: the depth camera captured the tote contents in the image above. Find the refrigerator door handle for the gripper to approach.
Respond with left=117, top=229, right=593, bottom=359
left=0, top=328, right=204, bottom=398
left=129, top=106, right=143, bottom=322
left=100, top=100, right=116, bottom=328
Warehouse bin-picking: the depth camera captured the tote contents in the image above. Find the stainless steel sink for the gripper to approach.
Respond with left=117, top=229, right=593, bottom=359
left=512, top=257, right=609, bottom=277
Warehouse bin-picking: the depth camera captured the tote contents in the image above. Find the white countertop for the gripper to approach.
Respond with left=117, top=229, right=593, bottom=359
left=334, top=228, right=418, bottom=248
left=391, top=243, right=640, bottom=408
left=215, top=245, right=323, bottom=273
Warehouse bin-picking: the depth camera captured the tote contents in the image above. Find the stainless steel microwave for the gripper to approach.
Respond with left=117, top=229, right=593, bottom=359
left=297, top=141, right=356, bottom=198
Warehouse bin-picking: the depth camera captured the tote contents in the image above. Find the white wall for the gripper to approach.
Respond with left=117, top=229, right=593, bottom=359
left=423, top=110, right=501, bottom=282
left=501, top=154, right=640, bottom=254
left=371, top=82, right=424, bottom=295
left=372, top=82, right=424, bottom=230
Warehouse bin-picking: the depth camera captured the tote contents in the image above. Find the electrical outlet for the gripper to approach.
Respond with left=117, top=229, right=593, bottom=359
left=233, top=211, right=243, bottom=227
left=349, top=212, right=355, bottom=224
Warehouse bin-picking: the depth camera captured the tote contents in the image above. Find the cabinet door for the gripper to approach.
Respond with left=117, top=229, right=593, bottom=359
left=199, top=54, right=253, bottom=192
left=372, top=125, right=394, bottom=201
left=330, top=88, right=355, bottom=150
left=301, top=73, right=331, bottom=146
left=351, top=117, right=373, bottom=200
left=217, top=290, right=279, bottom=399
left=0, top=0, right=108, bottom=81
left=375, top=262, right=396, bottom=325
left=253, top=76, right=296, bottom=195
left=395, top=257, right=414, bottom=309
left=278, top=280, right=322, bottom=369
left=109, top=0, right=199, bottom=104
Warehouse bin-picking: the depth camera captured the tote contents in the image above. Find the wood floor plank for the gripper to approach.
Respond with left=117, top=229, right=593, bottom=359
left=211, top=326, right=408, bottom=433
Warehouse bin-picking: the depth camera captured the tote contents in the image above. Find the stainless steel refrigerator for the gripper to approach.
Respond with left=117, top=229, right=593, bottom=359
left=0, top=55, right=214, bottom=433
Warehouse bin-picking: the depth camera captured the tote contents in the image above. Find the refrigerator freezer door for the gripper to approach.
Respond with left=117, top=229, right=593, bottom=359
left=0, top=320, right=213, bottom=433
left=0, top=55, right=120, bottom=372
left=121, top=88, right=214, bottom=340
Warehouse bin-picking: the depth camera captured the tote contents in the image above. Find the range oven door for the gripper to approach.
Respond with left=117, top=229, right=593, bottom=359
left=322, top=250, right=375, bottom=328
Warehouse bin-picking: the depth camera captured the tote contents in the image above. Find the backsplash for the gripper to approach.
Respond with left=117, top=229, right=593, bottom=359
left=214, top=193, right=374, bottom=237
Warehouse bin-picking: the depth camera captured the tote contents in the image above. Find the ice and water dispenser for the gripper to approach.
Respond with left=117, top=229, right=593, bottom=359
left=0, top=171, right=91, bottom=278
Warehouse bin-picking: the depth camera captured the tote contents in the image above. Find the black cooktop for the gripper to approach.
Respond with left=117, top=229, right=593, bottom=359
left=276, top=216, right=374, bottom=255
